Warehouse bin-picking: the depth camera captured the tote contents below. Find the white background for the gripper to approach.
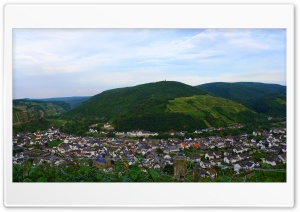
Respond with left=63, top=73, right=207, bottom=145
left=1, top=0, right=298, bottom=211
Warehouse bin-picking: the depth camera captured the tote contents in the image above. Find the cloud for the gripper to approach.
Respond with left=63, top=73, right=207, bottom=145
left=13, top=29, right=286, bottom=98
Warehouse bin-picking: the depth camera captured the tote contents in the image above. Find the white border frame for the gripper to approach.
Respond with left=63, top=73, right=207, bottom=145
left=4, top=4, right=294, bottom=207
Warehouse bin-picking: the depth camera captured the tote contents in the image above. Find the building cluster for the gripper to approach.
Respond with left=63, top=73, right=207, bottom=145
left=13, top=127, right=287, bottom=179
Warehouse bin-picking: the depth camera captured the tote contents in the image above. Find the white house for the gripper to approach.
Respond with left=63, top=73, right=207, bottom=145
left=205, top=152, right=215, bottom=160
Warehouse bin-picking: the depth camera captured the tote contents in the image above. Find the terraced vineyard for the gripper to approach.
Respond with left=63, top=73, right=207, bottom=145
left=167, top=95, right=254, bottom=127
left=13, top=99, right=71, bottom=122
left=13, top=108, right=31, bottom=124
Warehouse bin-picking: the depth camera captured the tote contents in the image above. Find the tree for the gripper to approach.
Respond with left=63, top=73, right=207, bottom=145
left=156, top=148, right=163, bottom=155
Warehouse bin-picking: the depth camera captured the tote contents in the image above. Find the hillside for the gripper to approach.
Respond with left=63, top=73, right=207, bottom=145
left=13, top=99, right=71, bottom=122
left=63, top=81, right=267, bottom=132
left=167, top=95, right=254, bottom=127
left=13, top=99, right=71, bottom=133
left=33, top=96, right=91, bottom=108
left=64, top=81, right=206, bottom=118
left=196, top=82, right=286, bottom=117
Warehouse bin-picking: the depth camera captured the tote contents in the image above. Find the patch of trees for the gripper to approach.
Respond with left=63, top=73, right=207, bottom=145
left=13, top=118, right=51, bottom=134
left=114, top=112, right=207, bottom=132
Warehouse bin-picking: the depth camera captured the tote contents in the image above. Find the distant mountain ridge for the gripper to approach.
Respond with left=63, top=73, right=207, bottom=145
left=28, top=96, right=91, bottom=108
left=196, top=82, right=286, bottom=117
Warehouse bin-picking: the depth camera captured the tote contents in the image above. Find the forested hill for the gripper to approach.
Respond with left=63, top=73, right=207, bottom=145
left=63, top=81, right=206, bottom=118
left=13, top=99, right=71, bottom=133
left=13, top=99, right=71, bottom=122
left=196, top=82, right=286, bottom=117
left=62, top=81, right=267, bottom=132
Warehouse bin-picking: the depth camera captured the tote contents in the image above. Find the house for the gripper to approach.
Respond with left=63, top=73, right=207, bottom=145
left=200, top=160, right=211, bottom=168
left=153, top=163, right=161, bottom=169
left=211, top=158, right=221, bottom=166
left=213, top=152, right=222, bottom=159
left=189, top=155, right=202, bottom=162
left=205, top=152, right=214, bottom=160
left=268, top=146, right=281, bottom=154
left=224, top=156, right=237, bottom=164
left=199, top=143, right=208, bottom=150
left=264, top=156, right=280, bottom=166
left=180, top=142, right=188, bottom=149
left=234, top=162, right=246, bottom=173
left=253, top=131, right=261, bottom=136
left=189, top=143, right=200, bottom=149
left=216, top=142, right=225, bottom=148
left=163, top=145, right=180, bottom=154
left=245, top=161, right=256, bottom=169
left=223, top=151, right=232, bottom=157
left=237, top=152, right=250, bottom=161
left=58, top=146, right=66, bottom=154
left=233, top=147, right=244, bottom=154
left=278, top=154, right=286, bottom=163
left=164, top=155, right=171, bottom=160
left=206, top=168, right=217, bottom=178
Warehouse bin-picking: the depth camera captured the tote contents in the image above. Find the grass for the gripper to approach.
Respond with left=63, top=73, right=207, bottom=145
left=48, top=139, right=63, bottom=147
left=47, top=119, right=68, bottom=127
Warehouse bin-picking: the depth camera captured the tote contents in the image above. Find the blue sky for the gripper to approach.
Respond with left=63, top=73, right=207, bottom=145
left=13, top=29, right=286, bottom=99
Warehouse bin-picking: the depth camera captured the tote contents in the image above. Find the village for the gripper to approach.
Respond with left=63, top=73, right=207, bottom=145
left=12, top=124, right=287, bottom=181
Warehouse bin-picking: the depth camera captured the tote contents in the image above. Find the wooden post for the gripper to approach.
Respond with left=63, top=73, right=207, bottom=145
left=173, top=156, right=187, bottom=182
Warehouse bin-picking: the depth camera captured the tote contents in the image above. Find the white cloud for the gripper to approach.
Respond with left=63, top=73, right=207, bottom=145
left=13, top=29, right=286, bottom=98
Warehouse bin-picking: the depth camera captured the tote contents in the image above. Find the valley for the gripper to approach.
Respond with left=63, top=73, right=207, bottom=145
left=12, top=81, right=287, bottom=182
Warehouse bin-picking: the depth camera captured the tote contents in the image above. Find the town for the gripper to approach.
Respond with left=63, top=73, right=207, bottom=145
left=13, top=123, right=287, bottom=182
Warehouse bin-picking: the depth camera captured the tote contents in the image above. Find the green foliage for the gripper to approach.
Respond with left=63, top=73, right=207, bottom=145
left=156, top=148, right=163, bottom=155
left=183, top=147, right=201, bottom=157
left=13, top=118, right=51, bottom=134
left=13, top=159, right=174, bottom=182
left=60, top=116, right=106, bottom=136
left=48, top=139, right=63, bottom=147
left=196, top=82, right=286, bottom=118
left=260, top=162, right=271, bottom=169
left=163, top=164, right=174, bottom=175
left=167, top=95, right=267, bottom=129
left=114, top=112, right=204, bottom=132
left=13, top=99, right=72, bottom=133
left=62, top=81, right=206, bottom=132
left=248, top=94, right=286, bottom=117
left=13, top=99, right=71, bottom=117
left=252, top=152, right=272, bottom=161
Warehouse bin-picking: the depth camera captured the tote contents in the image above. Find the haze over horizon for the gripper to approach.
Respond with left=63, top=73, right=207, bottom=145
left=13, top=29, right=286, bottom=99
left=13, top=80, right=286, bottom=100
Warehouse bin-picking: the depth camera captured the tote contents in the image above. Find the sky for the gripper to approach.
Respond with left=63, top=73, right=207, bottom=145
left=13, top=29, right=286, bottom=99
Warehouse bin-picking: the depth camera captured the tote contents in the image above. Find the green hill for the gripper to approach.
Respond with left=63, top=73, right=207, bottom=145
left=63, top=81, right=267, bottom=132
left=64, top=81, right=206, bottom=119
left=13, top=99, right=71, bottom=133
left=13, top=99, right=71, bottom=121
left=196, top=82, right=286, bottom=117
